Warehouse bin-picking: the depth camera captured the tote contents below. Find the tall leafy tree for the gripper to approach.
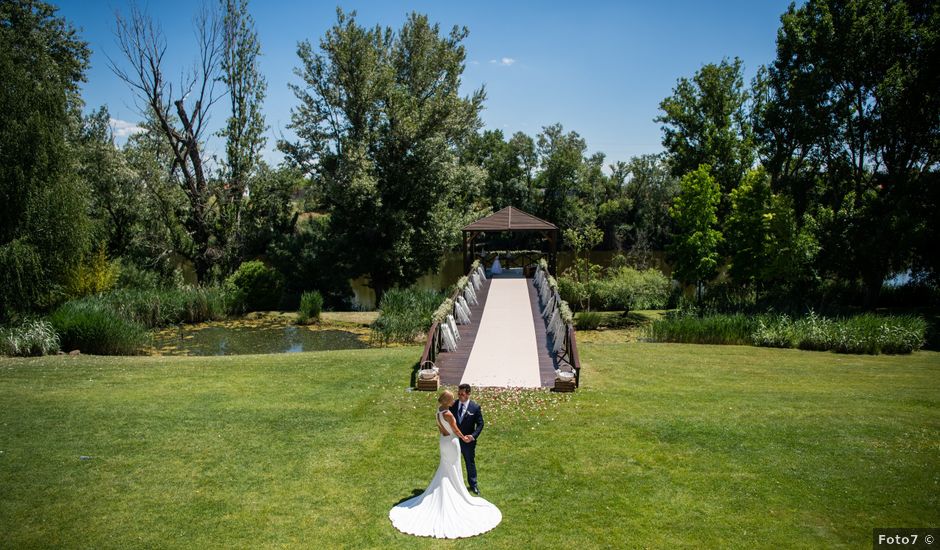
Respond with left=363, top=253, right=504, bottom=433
left=460, top=129, right=533, bottom=211
left=597, top=161, right=634, bottom=250
left=77, top=106, right=142, bottom=256
left=669, top=164, right=723, bottom=298
left=508, top=131, right=538, bottom=198
left=622, top=154, right=680, bottom=251
left=657, top=57, right=755, bottom=217
left=753, top=0, right=940, bottom=298
left=0, top=0, right=91, bottom=317
left=219, top=0, right=268, bottom=266
left=726, top=168, right=773, bottom=285
left=120, top=111, right=193, bottom=279
left=239, top=165, right=301, bottom=259
left=534, top=123, right=596, bottom=231
left=281, top=10, right=485, bottom=301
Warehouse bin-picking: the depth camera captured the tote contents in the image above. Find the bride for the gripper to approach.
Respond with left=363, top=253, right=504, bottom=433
left=389, top=390, right=502, bottom=538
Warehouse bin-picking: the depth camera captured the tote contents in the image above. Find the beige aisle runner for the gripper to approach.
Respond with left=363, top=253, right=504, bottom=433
left=460, top=277, right=541, bottom=387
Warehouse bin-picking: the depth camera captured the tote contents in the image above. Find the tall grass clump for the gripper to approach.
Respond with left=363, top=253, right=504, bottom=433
left=652, top=311, right=927, bottom=354
left=751, top=315, right=799, bottom=348
left=97, top=287, right=226, bottom=328
left=0, top=319, right=60, bottom=356
left=50, top=301, right=148, bottom=355
left=371, top=288, right=444, bottom=344
left=646, top=313, right=756, bottom=345
left=297, top=290, right=324, bottom=324
left=822, top=314, right=925, bottom=354
left=575, top=311, right=604, bottom=331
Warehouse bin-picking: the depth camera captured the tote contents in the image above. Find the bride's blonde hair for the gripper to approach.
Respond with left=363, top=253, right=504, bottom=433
left=438, top=390, right=454, bottom=405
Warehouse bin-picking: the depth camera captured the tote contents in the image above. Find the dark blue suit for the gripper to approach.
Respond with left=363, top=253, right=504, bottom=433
left=449, top=399, right=484, bottom=488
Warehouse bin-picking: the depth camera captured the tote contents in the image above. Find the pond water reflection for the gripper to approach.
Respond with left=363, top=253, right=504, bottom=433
left=152, top=320, right=370, bottom=356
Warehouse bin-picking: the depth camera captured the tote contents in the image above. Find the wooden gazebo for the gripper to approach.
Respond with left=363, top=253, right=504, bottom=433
left=461, top=206, right=559, bottom=274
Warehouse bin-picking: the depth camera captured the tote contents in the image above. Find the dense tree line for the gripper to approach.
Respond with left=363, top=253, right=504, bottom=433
left=661, top=0, right=939, bottom=308
left=1, top=0, right=936, bottom=320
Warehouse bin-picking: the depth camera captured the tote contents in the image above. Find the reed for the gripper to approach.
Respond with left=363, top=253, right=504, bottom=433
left=371, top=288, right=444, bottom=344
left=650, top=312, right=927, bottom=354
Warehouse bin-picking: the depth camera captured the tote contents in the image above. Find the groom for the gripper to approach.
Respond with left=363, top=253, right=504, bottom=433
left=450, top=383, right=484, bottom=494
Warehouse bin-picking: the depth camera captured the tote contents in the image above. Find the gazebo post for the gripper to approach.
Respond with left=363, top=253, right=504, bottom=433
left=548, top=229, right=558, bottom=275
left=462, top=230, right=470, bottom=273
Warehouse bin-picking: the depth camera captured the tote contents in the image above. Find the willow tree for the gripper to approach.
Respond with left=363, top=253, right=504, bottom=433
left=281, top=9, right=485, bottom=302
left=0, top=0, right=91, bottom=317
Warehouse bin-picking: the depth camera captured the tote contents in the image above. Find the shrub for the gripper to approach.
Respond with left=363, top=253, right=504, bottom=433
left=223, top=261, right=284, bottom=313
left=878, top=281, right=940, bottom=308
left=65, top=246, right=119, bottom=298
left=0, top=319, right=60, bottom=356
left=560, top=267, right=670, bottom=312
left=50, top=301, right=148, bottom=355
left=297, top=290, right=324, bottom=324
left=697, top=281, right=758, bottom=314
left=596, top=267, right=671, bottom=311
left=575, top=311, right=603, bottom=331
left=558, top=277, right=589, bottom=311
left=371, top=288, right=444, bottom=344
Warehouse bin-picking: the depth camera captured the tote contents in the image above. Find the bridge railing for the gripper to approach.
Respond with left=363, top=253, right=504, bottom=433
left=417, top=260, right=485, bottom=386
left=533, top=260, right=581, bottom=390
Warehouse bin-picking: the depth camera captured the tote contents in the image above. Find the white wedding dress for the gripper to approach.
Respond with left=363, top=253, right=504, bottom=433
left=389, top=410, right=502, bottom=538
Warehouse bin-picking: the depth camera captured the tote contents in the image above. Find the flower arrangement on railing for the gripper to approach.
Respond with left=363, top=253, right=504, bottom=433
left=425, top=260, right=487, bottom=358
left=558, top=300, right=574, bottom=327
left=431, top=298, right=454, bottom=325
left=534, top=262, right=578, bottom=385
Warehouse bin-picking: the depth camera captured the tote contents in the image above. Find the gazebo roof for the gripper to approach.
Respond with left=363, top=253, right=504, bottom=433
left=461, top=206, right=557, bottom=232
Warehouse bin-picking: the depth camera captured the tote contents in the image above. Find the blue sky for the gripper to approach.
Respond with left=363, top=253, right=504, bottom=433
left=58, top=0, right=794, bottom=168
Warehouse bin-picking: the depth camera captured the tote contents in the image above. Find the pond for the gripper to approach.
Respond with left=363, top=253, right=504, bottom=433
left=151, top=316, right=372, bottom=356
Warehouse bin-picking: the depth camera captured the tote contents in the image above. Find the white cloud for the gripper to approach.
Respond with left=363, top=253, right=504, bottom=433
left=109, top=118, right=146, bottom=138
left=499, top=57, right=516, bottom=66
left=469, top=60, right=480, bottom=66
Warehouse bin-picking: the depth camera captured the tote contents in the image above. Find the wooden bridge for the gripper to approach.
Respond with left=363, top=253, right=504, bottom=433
left=417, top=208, right=581, bottom=391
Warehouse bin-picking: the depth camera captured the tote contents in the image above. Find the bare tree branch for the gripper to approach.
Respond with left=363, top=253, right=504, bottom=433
left=109, top=2, right=224, bottom=281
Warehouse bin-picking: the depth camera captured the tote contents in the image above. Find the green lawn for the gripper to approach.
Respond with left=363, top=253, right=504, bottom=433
left=1, top=343, right=938, bottom=548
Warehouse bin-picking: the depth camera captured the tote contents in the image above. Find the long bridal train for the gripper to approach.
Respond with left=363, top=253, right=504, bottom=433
left=389, top=410, right=501, bottom=539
